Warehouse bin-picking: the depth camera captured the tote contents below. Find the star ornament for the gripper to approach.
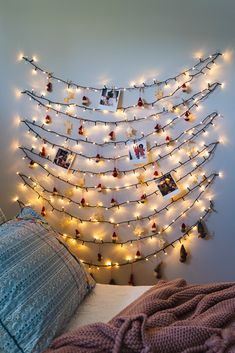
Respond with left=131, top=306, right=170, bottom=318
left=126, top=126, right=137, bottom=138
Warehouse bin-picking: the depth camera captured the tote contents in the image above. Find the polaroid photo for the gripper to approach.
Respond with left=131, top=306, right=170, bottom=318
left=53, top=148, right=75, bottom=170
left=156, top=172, right=180, bottom=199
left=98, top=88, right=121, bottom=112
left=127, top=138, right=148, bottom=165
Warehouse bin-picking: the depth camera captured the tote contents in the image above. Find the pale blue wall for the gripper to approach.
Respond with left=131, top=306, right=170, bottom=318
left=0, top=0, right=234, bottom=284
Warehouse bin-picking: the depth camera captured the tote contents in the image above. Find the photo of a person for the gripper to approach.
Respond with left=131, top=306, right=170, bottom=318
left=98, top=88, right=121, bottom=112
left=128, top=138, right=148, bottom=165
left=156, top=173, right=180, bottom=199
left=53, top=148, right=75, bottom=170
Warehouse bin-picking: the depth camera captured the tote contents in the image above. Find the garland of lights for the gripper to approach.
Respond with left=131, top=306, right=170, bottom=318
left=15, top=200, right=213, bottom=269
left=18, top=52, right=224, bottom=279
left=22, top=111, right=219, bottom=159
left=18, top=154, right=218, bottom=225
left=78, top=206, right=215, bottom=268
left=19, top=172, right=217, bottom=247
left=19, top=141, right=218, bottom=192
left=18, top=142, right=218, bottom=211
left=22, top=52, right=221, bottom=92
left=20, top=117, right=218, bottom=176
left=22, top=82, right=220, bottom=127
left=23, top=63, right=213, bottom=112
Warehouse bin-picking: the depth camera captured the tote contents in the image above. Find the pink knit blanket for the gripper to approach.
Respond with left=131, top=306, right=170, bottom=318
left=44, top=279, right=235, bottom=353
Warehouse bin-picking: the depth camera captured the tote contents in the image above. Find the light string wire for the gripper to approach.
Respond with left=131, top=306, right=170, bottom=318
left=22, top=82, right=221, bottom=127
left=79, top=198, right=216, bottom=268
left=19, top=140, right=219, bottom=192
left=18, top=141, right=218, bottom=210
left=23, top=56, right=217, bottom=113
left=16, top=194, right=216, bottom=268
left=17, top=149, right=218, bottom=225
left=22, top=111, right=219, bottom=159
left=22, top=52, right=221, bottom=91
left=20, top=113, right=219, bottom=176
left=18, top=172, right=217, bottom=247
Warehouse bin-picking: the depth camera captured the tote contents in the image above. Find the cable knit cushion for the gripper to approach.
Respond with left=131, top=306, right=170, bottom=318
left=0, top=207, right=95, bottom=353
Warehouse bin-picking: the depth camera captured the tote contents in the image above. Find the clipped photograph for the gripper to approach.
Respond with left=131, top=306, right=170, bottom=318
left=53, top=148, right=75, bottom=170
left=98, top=88, right=121, bottom=112
left=156, top=172, right=180, bottom=199
left=127, top=138, right=148, bottom=165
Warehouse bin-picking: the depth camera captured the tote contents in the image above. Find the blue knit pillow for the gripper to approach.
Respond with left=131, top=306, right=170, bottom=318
left=0, top=208, right=95, bottom=353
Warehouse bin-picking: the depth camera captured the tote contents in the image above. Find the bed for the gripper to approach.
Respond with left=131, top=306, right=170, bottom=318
left=1, top=207, right=235, bottom=353
left=63, top=283, right=152, bottom=333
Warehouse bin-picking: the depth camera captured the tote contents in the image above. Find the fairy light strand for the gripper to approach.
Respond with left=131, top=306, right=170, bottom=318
left=21, top=52, right=221, bottom=92
left=19, top=141, right=219, bottom=192
left=18, top=141, right=218, bottom=214
left=58, top=173, right=217, bottom=246
left=22, top=82, right=221, bottom=127
left=20, top=117, right=219, bottom=176
left=18, top=164, right=218, bottom=225
left=22, top=111, right=219, bottom=156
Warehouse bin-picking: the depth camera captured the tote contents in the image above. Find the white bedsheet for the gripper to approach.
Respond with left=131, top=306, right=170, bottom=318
left=64, top=283, right=152, bottom=333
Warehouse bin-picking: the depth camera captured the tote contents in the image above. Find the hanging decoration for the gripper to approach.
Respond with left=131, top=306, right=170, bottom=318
left=16, top=51, right=224, bottom=284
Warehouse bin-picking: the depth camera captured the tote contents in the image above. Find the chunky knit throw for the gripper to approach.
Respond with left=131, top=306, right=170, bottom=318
left=44, top=279, right=235, bottom=353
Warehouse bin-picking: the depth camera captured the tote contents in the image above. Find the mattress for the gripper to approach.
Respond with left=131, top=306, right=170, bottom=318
left=64, top=283, right=152, bottom=333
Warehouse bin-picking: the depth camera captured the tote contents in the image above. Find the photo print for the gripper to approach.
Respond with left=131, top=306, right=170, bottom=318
left=98, top=88, right=121, bottom=112
left=53, top=148, right=75, bottom=170
left=156, top=172, right=180, bottom=199
left=127, top=138, right=148, bottom=165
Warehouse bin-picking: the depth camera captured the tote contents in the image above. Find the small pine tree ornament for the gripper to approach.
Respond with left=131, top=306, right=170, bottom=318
left=97, top=183, right=103, bottom=192
left=182, top=83, right=190, bottom=93
left=75, top=229, right=80, bottom=239
left=81, top=198, right=86, bottom=207
left=95, top=154, right=101, bottom=163
left=185, top=111, right=193, bottom=122
left=53, top=187, right=59, bottom=196
left=179, top=244, right=187, bottom=263
left=82, top=96, right=89, bottom=105
left=109, top=131, right=115, bottom=141
left=140, top=194, right=147, bottom=204
left=137, top=97, right=144, bottom=107
left=78, top=125, right=84, bottom=136
left=45, top=115, right=52, bottom=124
left=153, top=170, right=159, bottom=179
left=197, top=220, right=207, bottom=238
left=151, top=222, right=157, bottom=232
left=135, top=250, right=141, bottom=260
left=112, top=167, right=118, bottom=178
left=112, top=232, right=118, bottom=243
left=40, top=146, right=46, bottom=157
left=111, top=198, right=117, bottom=206
left=155, top=123, right=162, bottom=133
left=181, top=223, right=187, bottom=233
left=97, top=253, right=103, bottom=262
left=165, top=136, right=172, bottom=146
left=41, top=206, right=46, bottom=217
left=46, top=81, right=53, bottom=92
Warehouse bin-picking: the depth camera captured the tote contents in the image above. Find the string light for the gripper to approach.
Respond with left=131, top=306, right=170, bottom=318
left=21, top=111, right=219, bottom=152
left=18, top=171, right=218, bottom=227
left=17, top=51, right=224, bottom=278
left=19, top=141, right=218, bottom=191
left=21, top=82, right=221, bottom=127
left=74, top=207, right=213, bottom=268
left=20, top=115, right=219, bottom=177
left=21, top=52, right=221, bottom=93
